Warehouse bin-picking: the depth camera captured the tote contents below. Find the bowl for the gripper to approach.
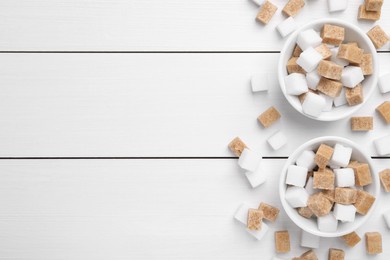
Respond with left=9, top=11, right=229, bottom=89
left=278, top=18, right=379, bottom=121
left=279, top=136, right=380, bottom=237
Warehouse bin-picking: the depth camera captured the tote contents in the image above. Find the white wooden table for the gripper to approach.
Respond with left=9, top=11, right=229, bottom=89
left=0, top=0, right=389, bottom=259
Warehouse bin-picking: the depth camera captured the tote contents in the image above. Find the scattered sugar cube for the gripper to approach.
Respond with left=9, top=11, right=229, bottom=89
left=379, top=169, right=390, bottom=192
left=321, top=24, right=345, bottom=45
left=345, top=84, right=364, bottom=106
left=228, top=137, right=247, bottom=156
left=315, top=44, right=332, bottom=59
left=351, top=117, right=373, bottom=131
left=297, top=29, right=323, bottom=50
left=330, top=48, right=349, bottom=67
left=327, top=0, right=348, bottom=12
left=285, top=186, right=309, bottom=208
left=282, top=0, right=305, bottom=17
left=238, top=148, right=262, bottom=172
left=337, top=44, right=363, bottom=64
left=365, top=232, right=382, bottom=254
left=296, top=150, right=316, bottom=171
left=378, top=73, right=390, bottom=93
left=367, top=25, right=389, bottom=49
left=300, top=250, right=317, bottom=260
left=341, top=67, right=364, bottom=88
left=297, top=47, right=323, bottom=72
left=285, top=73, right=309, bottom=95
left=317, top=77, right=343, bottom=98
left=318, top=214, right=338, bottom=232
left=256, top=0, right=278, bottom=24
left=245, top=164, right=267, bottom=188
left=268, top=131, right=287, bottom=150
left=277, top=17, right=297, bottom=38
left=315, top=144, right=334, bottom=169
left=335, top=187, right=357, bottom=205
left=302, top=92, right=327, bottom=117
left=251, top=74, right=269, bottom=92
left=329, top=248, right=345, bottom=260
left=298, top=207, right=314, bottom=219
left=376, top=101, right=390, bottom=124
left=258, top=106, right=281, bottom=128
left=247, top=222, right=269, bottom=240
left=247, top=208, right=264, bottom=230
left=333, top=204, right=356, bottom=222
left=374, top=134, right=390, bottom=155
left=250, top=0, right=265, bottom=6
left=333, top=87, right=348, bottom=107
left=358, top=4, right=381, bottom=21
left=350, top=162, right=372, bottom=186
left=365, top=0, right=383, bottom=11
left=330, top=143, right=352, bottom=167
left=334, top=168, right=355, bottom=187
left=317, top=60, right=343, bottom=81
left=354, top=190, right=375, bottom=215
left=313, top=168, right=335, bottom=190
left=286, top=165, right=308, bottom=187
left=341, top=231, right=361, bottom=247
left=287, top=57, right=306, bottom=74
left=293, top=44, right=303, bottom=57
left=274, top=231, right=291, bottom=253
left=308, top=192, right=333, bottom=217
left=358, top=54, right=373, bottom=76
left=259, top=202, right=280, bottom=222
left=234, top=203, right=251, bottom=225
left=384, top=209, right=390, bottom=228
left=306, top=71, right=321, bottom=90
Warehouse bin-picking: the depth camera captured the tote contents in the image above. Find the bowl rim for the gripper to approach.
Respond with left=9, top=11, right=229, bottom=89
left=278, top=18, right=379, bottom=122
left=279, top=136, right=380, bottom=237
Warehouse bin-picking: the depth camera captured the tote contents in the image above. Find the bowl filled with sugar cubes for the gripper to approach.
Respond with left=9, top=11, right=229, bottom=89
left=278, top=18, right=378, bottom=121
left=279, top=136, right=380, bottom=237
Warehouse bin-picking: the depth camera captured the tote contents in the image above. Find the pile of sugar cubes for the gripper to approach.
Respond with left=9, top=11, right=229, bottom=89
left=284, top=142, right=376, bottom=232
left=284, top=23, right=373, bottom=118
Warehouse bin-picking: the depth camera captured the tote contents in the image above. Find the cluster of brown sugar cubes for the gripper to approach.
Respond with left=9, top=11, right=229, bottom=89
left=358, top=0, right=384, bottom=22
left=256, top=0, right=305, bottom=25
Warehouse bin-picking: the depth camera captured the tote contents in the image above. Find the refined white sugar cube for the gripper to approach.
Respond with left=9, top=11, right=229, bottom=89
left=297, top=47, right=323, bottom=72
left=374, top=135, right=390, bottom=156
left=302, top=92, right=326, bottom=117
left=384, top=209, right=390, bottom=229
left=250, top=0, right=264, bottom=6
left=285, top=73, right=309, bottom=95
left=328, top=0, right=348, bottom=12
left=305, top=176, right=316, bottom=195
left=267, top=131, right=287, bottom=150
left=297, top=29, right=323, bottom=50
left=251, top=73, right=269, bottom=93
left=334, top=168, right=355, bottom=187
left=247, top=222, right=269, bottom=240
left=286, top=165, right=308, bottom=187
left=234, top=203, right=251, bottom=225
left=318, top=214, right=338, bottom=232
left=277, top=17, right=297, bottom=38
left=320, top=94, right=334, bottom=112
left=245, top=164, right=267, bottom=188
left=341, top=66, right=364, bottom=88
left=333, top=87, right=348, bottom=107
left=329, top=163, right=341, bottom=169
left=330, top=47, right=349, bottom=67
left=296, top=150, right=316, bottom=171
left=306, top=71, right=321, bottom=90
left=333, top=204, right=356, bottom=222
left=285, top=186, right=309, bottom=208
left=330, top=144, right=352, bottom=167
left=238, top=148, right=261, bottom=172
left=301, top=229, right=320, bottom=248
left=379, top=73, right=390, bottom=94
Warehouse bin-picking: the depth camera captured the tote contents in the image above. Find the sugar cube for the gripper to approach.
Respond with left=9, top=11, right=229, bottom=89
left=234, top=203, right=251, bottom=225
left=374, top=134, right=390, bottom=155
left=301, top=229, right=320, bottom=249
left=258, top=106, right=281, bottom=128
left=296, top=150, right=317, bottom=171
left=335, top=187, right=357, bottom=205
left=365, top=232, right=382, bottom=254
left=384, top=209, right=390, bottom=228
left=313, top=168, right=335, bottom=190
left=378, top=73, right=390, bottom=93
left=238, top=148, right=262, bottom=172
left=341, top=231, right=361, bottom=247
left=247, top=208, right=264, bottom=230
left=321, top=24, right=345, bottom=45
left=293, top=44, right=303, bottom=57
left=333, top=204, right=356, bottom=222
left=315, top=44, right=332, bottom=59
left=274, top=231, right=291, bottom=253
left=285, top=73, right=309, bottom=95
left=357, top=53, right=373, bottom=76
left=297, top=47, right=323, bottom=72
left=282, top=0, right=305, bottom=17
left=341, top=67, right=364, bottom=88
left=306, top=71, right=321, bottom=90
left=376, top=101, right=390, bottom=124
left=367, top=25, right=389, bottom=49
left=333, top=87, right=347, bottom=107
left=330, top=144, right=352, bottom=167
left=298, top=207, right=314, bottom=219
left=334, top=168, right=355, bottom=187
left=297, top=29, right=323, bottom=50
left=319, top=94, right=333, bottom=112
left=287, top=57, right=306, bottom=74
left=251, top=74, right=269, bottom=92
left=317, top=77, right=343, bottom=98
left=245, top=165, right=267, bottom=188
left=247, top=222, right=269, bottom=240
left=327, top=0, right=348, bottom=12
left=286, top=165, right=308, bottom=187
left=365, top=0, right=384, bottom=11
left=379, top=169, right=390, bottom=192
left=337, top=44, right=363, bottom=64
left=315, top=144, right=334, bottom=169
left=317, top=60, right=343, bottom=81
left=358, top=5, right=381, bottom=21
left=345, top=84, right=364, bottom=106
left=330, top=48, right=349, bottom=67
left=329, top=248, right=345, bottom=260
left=305, top=176, right=317, bottom=195
left=259, top=202, right=280, bottom=222
left=277, top=17, right=297, bottom=38
left=228, top=137, right=247, bottom=156
left=308, top=192, right=333, bottom=217
left=300, top=250, right=317, bottom=260
left=318, top=214, right=338, bottom=232
left=350, top=162, right=372, bottom=186
left=285, top=186, right=309, bottom=208
left=351, top=117, right=373, bottom=131
left=354, top=190, right=375, bottom=215
left=256, top=0, right=278, bottom=25
left=302, top=92, right=326, bottom=117
left=268, top=131, right=287, bottom=150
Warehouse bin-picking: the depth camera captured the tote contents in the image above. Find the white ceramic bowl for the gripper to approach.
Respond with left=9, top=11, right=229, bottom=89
left=279, top=136, right=380, bottom=237
left=278, top=18, right=378, bottom=121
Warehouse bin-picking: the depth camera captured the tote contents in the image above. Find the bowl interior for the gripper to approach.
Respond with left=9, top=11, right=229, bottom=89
left=279, top=136, right=380, bottom=237
left=278, top=19, right=378, bottom=121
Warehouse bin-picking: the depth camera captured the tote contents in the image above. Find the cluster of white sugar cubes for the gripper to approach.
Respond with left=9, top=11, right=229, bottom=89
left=301, top=229, right=320, bottom=248
left=234, top=203, right=269, bottom=240
left=277, top=17, right=297, bottom=38
left=327, top=0, right=348, bottom=13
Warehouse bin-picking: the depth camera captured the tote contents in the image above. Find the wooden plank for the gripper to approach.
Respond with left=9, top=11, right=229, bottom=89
left=0, top=159, right=388, bottom=259
left=0, top=0, right=388, bottom=51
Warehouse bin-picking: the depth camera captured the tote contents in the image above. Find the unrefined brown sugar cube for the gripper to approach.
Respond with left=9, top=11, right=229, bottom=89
left=379, top=169, right=390, bottom=192
left=313, top=168, right=335, bottom=190
left=256, top=0, right=278, bottom=24
left=321, top=24, right=345, bottom=45
left=258, top=106, right=281, bottom=128
left=298, top=207, right=314, bottom=218
left=293, top=44, right=303, bottom=57
left=351, top=117, right=373, bottom=131
left=350, top=162, right=372, bottom=186
left=347, top=42, right=359, bottom=47
left=315, top=144, right=334, bottom=168
left=354, top=190, right=375, bottom=215
left=341, top=231, right=361, bottom=247
left=346, top=84, right=364, bottom=106
left=365, top=0, right=383, bottom=11
left=321, top=189, right=335, bottom=203
left=360, top=54, right=373, bottom=75
left=259, top=202, right=280, bottom=222
left=365, top=232, right=382, bottom=254
left=376, top=101, right=390, bottom=123
left=315, top=44, right=332, bottom=60
left=300, top=249, right=317, bottom=260
left=228, top=137, right=247, bottom=156
left=335, top=187, right=357, bottom=204
left=358, top=4, right=381, bottom=21
left=275, top=231, right=290, bottom=253
left=307, top=192, right=333, bottom=217
left=317, top=60, right=343, bottom=80
left=367, top=25, right=389, bottom=49
left=329, top=248, right=345, bottom=260
left=287, top=57, right=306, bottom=74
left=317, top=77, right=343, bottom=98
left=282, top=0, right=305, bottom=17
left=247, top=208, right=263, bottom=230
left=337, top=44, right=363, bottom=64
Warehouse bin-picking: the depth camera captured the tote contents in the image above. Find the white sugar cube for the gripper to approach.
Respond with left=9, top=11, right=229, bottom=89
left=296, top=150, right=316, bottom=171
left=333, top=87, right=348, bottom=107
left=245, top=164, right=267, bottom=188
left=333, top=204, right=356, bottom=222
left=238, top=148, right=261, bottom=172
left=341, top=66, right=364, bottom=88
left=384, top=209, right=390, bottom=229
left=286, top=165, right=308, bottom=187
left=318, top=214, right=338, bottom=232
left=334, top=168, right=355, bottom=187
left=379, top=73, right=390, bottom=94
left=285, top=186, right=309, bottom=208
left=285, top=73, right=309, bottom=95
left=297, top=47, right=323, bottom=72
left=277, top=17, right=297, bottom=38
left=305, top=176, right=316, bottom=195
left=302, top=92, right=327, bottom=117
left=247, top=222, right=269, bottom=240
left=330, top=48, right=349, bottom=67
left=328, top=0, right=348, bottom=12
left=250, top=0, right=264, bottom=6
left=297, top=29, right=323, bottom=50
left=251, top=74, right=269, bottom=93
left=306, top=71, right=321, bottom=90
left=329, top=163, right=341, bottom=169
left=320, top=94, right=334, bottom=112
left=330, top=144, right=352, bottom=167
left=301, top=229, right=320, bottom=248
left=267, top=131, right=287, bottom=150
left=374, top=135, right=390, bottom=156
left=234, top=203, right=251, bottom=225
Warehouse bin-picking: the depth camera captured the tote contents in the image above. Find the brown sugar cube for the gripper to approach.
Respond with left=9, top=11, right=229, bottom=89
left=282, top=0, right=305, bottom=17
left=346, top=84, right=364, bottom=106
left=365, top=0, right=384, bottom=11
left=353, top=53, right=373, bottom=75
left=348, top=160, right=359, bottom=167
left=379, top=169, right=390, bottom=192
left=300, top=249, right=317, bottom=260
left=347, top=42, right=359, bottom=47
left=337, top=44, right=363, bottom=64
left=341, top=231, right=361, bottom=247
left=315, top=44, right=332, bottom=60
left=351, top=117, right=373, bottom=131
left=256, top=0, right=278, bottom=25
left=317, top=77, right=342, bottom=98
left=298, top=207, right=314, bottom=218
left=259, top=202, right=280, bottom=222
left=365, top=232, right=382, bottom=254
left=350, top=162, right=372, bottom=186
left=307, top=192, right=333, bottom=217
left=358, top=4, right=381, bottom=21
left=329, top=248, right=345, bottom=260
left=321, top=24, right=345, bottom=46
left=334, top=187, right=358, bottom=205
left=247, top=208, right=263, bottom=230
left=315, top=144, right=334, bottom=168
left=376, top=101, right=390, bottom=123
left=367, top=25, right=389, bottom=49
left=274, top=231, right=290, bottom=253
left=287, top=57, right=306, bottom=74
left=228, top=137, right=247, bottom=156
left=293, top=44, right=303, bottom=57
left=354, top=190, right=375, bottom=215
left=320, top=189, right=335, bottom=203
left=313, top=168, right=335, bottom=190
left=317, top=60, right=343, bottom=81
left=258, top=106, right=281, bottom=128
